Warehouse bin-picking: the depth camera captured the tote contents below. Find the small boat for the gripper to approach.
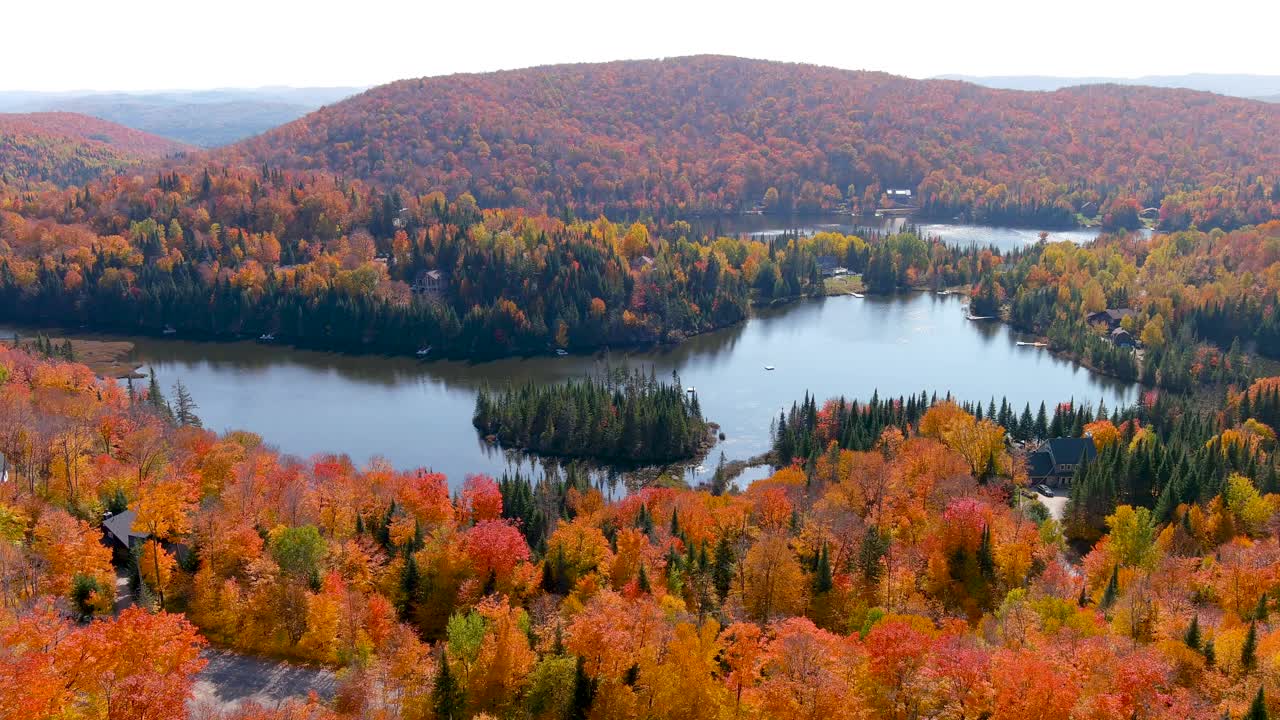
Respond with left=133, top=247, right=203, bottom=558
left=1016, top=341, right=1048, bottom=348
left=764, top=365, right=776, bottom=371
left=162, top=325, right=177, bottom=335
left=554, top=349, right=568, bottom=356
left=849, top=292, right=865, bottom=298
left=936, top=289, right=950, bottom=296
left=257, top=333, right=276, bottom=342
left=416, top=346, right=432, bottom=357
left=966, top=315, right=994, bottom=321
left=686, top=386, right=696, bottom=394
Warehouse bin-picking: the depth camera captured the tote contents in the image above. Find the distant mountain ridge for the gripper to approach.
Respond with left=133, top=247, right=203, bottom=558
left=936, top=73, right=1280, bottom=99
left=0, top=87, right=363, bottom=147
left=0, top=111, right=191, bottom=185
left=213, top=55, right=1280, bottom=228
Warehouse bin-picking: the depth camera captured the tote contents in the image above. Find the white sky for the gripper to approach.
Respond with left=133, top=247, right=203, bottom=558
left=8, top=0, right=1280, bottom=91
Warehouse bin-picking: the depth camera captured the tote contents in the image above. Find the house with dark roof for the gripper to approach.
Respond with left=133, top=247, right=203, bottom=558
left=815, top=255, right=848, bottom=278
left=1086, top=308, right=1136, bottom=329
left=1026, top=436, right=1098, bottom=486
left=1110, top=327, right=1136, bottom=347
left=102, top=509, right=149, bottom=558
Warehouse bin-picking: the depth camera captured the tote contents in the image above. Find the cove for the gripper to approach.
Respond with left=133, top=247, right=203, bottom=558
left=6, top=292, right=1139, bottom=489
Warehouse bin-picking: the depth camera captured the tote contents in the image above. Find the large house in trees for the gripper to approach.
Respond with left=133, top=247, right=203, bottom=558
left=1027, top=436, right=1098, bottom=486
left=1086, top=308, right=1136, bottom=329
left=412, top=269, right=449, bottom=296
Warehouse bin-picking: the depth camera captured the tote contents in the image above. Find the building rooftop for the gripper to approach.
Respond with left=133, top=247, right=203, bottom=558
left=102, top=509, right=150, bottom=548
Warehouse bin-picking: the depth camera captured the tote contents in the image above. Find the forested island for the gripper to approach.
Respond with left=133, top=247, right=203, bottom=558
left=6, top=50, right=1280, bottom=720
left=8, top=341, right=1280, bottom=718
left=473, top=368, right=712, bottom=464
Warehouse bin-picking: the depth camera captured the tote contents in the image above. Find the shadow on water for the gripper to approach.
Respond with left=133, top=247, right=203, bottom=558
left=2, top=290, right=1139, bottom=490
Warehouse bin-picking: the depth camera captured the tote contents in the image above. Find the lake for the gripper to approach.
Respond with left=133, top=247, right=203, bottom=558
left=697, top=213, right=1135, bottom=253
left=6, top=292, right=1138, bottom=491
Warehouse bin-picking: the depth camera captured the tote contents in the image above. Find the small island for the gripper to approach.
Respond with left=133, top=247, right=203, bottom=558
left=473, top=368, right=713, bottom=464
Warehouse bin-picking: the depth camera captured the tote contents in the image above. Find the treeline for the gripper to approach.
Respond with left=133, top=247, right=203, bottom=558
left=11, top=343, right=1280, bottom=718
left=1065, top=388, right=1280, bottom=542
left=773, top=389, right=1113, bottom=468
left=1003, top=230, right=1268, bottom=391
left=0, top=163, right=1000, bottom=359
left=217, top=56, right=1279, bottom=227
left=474, top=368, right=710, bottom=464
left=0, top=186, right=752, bottom=357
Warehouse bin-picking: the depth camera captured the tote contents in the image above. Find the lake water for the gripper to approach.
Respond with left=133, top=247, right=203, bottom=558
left=698, top=214, right=1133, bottom=253
left=6, top=292, right=1138, bottom=490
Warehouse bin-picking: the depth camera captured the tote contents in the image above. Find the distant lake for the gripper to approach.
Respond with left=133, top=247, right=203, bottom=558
left=696, top=214, right=1141, bottom=253
left=5, top=290, right=1139, bottom=491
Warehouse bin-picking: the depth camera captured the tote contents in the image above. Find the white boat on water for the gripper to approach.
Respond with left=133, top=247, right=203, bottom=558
left=162, top=325, right=177, bottom=335
left=258, top=333, right=275, bottom=342
left=554, top=349, right=568, bottom=356
left=849, top=292, right=865, bottom=298
left=1016, top=341, right=1048, bottom=348
left=686, top=386, right=696, bottom=394
left=416, top=346, right=432, bottom=357
left=966, top=315, right=994, bottom=321
left=764, top=365, right=776, bottom=371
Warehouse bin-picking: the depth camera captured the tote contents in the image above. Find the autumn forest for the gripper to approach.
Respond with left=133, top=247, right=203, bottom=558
left=3, top=53, right=1280, bottom=720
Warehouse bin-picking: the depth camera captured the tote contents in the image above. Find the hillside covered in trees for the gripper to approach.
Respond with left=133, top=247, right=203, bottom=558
left=217, top=56, right=1280, bottom=228
left=0, top=167, right=995, bottom=357
left=7, top=345, right=1280, bottom=718
left=0, top=112, right=190, bottom=185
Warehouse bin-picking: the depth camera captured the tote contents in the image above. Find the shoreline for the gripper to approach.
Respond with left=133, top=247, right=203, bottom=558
left=4, top=334, right=143, bottom=379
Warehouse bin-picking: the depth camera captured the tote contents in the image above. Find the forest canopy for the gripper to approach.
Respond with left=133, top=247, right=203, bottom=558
left=473, top=368, right=711, bottom=464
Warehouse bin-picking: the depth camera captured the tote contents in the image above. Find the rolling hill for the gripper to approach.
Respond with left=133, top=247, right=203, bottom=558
left=0, top=111, right=191, bottom=185
left=0, top=87, right=363, bottom=147
left=936, top=73, right=1280, bottom=98
left=217, top=56, right=1280, bottom=227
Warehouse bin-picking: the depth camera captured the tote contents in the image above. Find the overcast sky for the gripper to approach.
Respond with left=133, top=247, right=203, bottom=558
left=9, top=0, right=1280, bottom=91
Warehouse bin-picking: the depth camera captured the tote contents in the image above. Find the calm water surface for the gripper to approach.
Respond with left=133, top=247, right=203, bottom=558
left=702, top=214, right=1140, bottom=253
left=8, top=293, right=1138, bottom=489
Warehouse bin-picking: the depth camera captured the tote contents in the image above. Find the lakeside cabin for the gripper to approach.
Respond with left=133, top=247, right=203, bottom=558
left=815, top=255, right=848, bottom=278
left=1027, top=436, right=1098, bottom=487
left=1086, top=308, right=1136, bottom=329
left=1110, top=327, right=1136, bottom=348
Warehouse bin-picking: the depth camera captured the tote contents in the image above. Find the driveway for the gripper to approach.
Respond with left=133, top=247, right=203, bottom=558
left=190, top=648, right=337, bottom=714
left=1034, top=490, right=1068, bottom=521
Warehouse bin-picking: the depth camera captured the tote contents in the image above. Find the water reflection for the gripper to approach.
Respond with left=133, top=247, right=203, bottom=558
left=2, top=291, right=1139, bottom=489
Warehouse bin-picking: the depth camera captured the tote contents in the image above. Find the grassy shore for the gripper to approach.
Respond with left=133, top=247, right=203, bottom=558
left=7, top=335, right=142, bottom=378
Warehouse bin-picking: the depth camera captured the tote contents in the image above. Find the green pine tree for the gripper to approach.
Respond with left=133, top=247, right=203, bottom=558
left=570, top=655, right=596, bottom=720
left=1243, top=621, right=1259, bottom=671
left=712, top=537, right=734, bottom=602
left=1246, top=686, right=1269, bottom=720
left=431, top=653, right=465, bottom=720
left=814, top=543, right=833, bottom=594
left=1185, top=614, right=1202, bottom=651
